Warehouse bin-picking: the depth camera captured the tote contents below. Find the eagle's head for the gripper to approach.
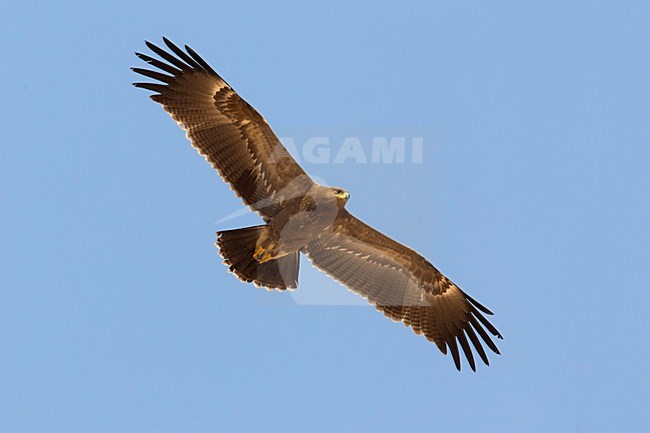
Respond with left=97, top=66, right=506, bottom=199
left=331, top=187, right=350, bottom=204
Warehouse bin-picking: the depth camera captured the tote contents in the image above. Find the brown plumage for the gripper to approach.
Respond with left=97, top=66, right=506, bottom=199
left=133, top=38, right=503, bottom=371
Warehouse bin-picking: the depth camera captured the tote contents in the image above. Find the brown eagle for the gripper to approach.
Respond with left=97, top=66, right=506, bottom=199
left=133, top=38, right=502, bottom=371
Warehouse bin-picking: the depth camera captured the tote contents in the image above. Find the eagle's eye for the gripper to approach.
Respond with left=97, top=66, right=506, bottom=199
left=335, top=189, right=343, bottom=195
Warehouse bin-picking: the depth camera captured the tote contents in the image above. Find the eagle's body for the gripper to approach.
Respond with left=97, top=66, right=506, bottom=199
left=134, top=38, right=503, bottom=371
left=252, top=184, right=346, bottom=263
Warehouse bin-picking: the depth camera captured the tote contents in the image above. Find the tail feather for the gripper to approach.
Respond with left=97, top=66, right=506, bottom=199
left=215, top=226, right=300, bottom=290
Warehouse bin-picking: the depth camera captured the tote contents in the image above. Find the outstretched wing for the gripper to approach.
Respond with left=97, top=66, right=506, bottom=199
left=132, top=38, right=314, bottom=220
left=305, top=210, right=502, bottom=371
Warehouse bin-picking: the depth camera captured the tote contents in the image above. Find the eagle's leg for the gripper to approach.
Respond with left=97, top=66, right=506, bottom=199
left=251, top=205, right=315, bottom=263
left=253, top=228, right=292, bottom=263
left=254, top=244, right=280, bottom=263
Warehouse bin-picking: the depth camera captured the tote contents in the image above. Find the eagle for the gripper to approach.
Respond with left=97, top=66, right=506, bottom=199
left=133, top=38, right=502, bottom=371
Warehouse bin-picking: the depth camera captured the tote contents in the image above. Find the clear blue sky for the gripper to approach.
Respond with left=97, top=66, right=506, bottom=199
left=2, top=1, right=649, bottom=432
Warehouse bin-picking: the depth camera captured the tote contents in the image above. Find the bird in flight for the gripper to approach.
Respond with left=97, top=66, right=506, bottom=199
left=133, top=38, right=502, bottom=371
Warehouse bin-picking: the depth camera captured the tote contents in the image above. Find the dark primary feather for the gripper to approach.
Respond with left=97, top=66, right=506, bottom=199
left=132, top=38, right=314, bottom=220
left=306, top=210, right=502, bottom=371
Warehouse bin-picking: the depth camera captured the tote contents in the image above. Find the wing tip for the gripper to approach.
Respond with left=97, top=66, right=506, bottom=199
left=144, top=39, right=157, bottom=50
left=462, top=289, right=495, bottom=315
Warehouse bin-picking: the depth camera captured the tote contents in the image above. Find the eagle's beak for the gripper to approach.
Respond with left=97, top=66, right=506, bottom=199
left=344, top=192, right=350, bottom=200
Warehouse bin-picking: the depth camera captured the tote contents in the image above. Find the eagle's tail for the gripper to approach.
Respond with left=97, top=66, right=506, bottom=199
left=216, top=225, right=300, bottom=291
